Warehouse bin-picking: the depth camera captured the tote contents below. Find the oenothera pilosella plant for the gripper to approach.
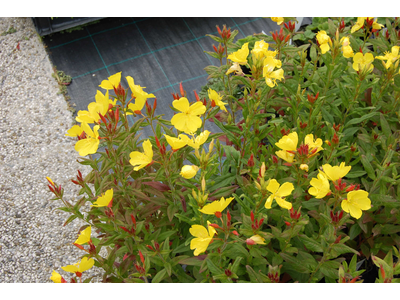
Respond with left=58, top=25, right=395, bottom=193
left=47, top=17, right=400, bottom=283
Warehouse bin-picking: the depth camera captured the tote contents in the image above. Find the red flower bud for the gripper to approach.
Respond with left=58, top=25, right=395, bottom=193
left=213, top=44, right=218, bottom=53
left=225, top=269, right=232, bottom=277
left=284, top=34, right=291, bottom=43
left=130, top=214, right=137, bottom=227
left=247, top=154, right=255, bottom=167
left=334, top=235, right=342, bottom=244
left=284, top=221, right=291, bottom=227
left=194, top=90, right=200, bottom=102
left=258, top=218, right=264, bottom=228
left=246, top=238, right=256, bottom=245
left=332, top=133, right=339, bottom=145
left=272, top=155, right=279, bottom=164
left=232, top=230, right=239, bottom=236
left=216, top=25, right=222, bottom=37
left=227, top=210, right=231, bottom=222
left=215, top=211, right=222, bottom=218
left=211, top=100, right=216, bottom=107
left=250, top=211, right=255, bottom=222
left=139, top=250, right=145, bottom=264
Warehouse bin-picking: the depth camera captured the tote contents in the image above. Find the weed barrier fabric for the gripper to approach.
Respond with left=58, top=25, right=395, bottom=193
left=43, top=17, right=311, bottom=140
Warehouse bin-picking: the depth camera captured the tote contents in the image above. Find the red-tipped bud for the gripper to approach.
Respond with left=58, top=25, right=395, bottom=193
left=258, top=218, right=264, bottom=228
left=179, top=82, right=185, bottom=97
left=227, top=210, right=231, bottom=222
left=73, top=243, right=86, bottom=251
left=213, top=44, right=218, bottom=53
left=380, top=265, right=386, bottom=279
left=48, top=184, right=55, bottom=193
left=332, top=133, right=339, bottom=145
left=284, top=34, right=291, bottom=43
left=130, top=214, right=137, bottom=227
left=333, top=123, right=341, bottom=132
left=247, top=154, right=255, bottom=167
left=225, top=269, right=232, bottom=277
left=334, top=235, right=342, bottom=244
left=232, top=230, right=239, bottom=236
left=139, top=250, right=145, bottom=264
left=373, top=134, right=378, bottom=140
left=283, top=162, right=292, bottom=167
left=155, top=136, right=161, bottom=148
left=120, top=226, right=130, bottom=233
left=194, top=90, right=200, bottom=102
left=272, top=155, right=279, bottom=164
left=123, top=253, right=129, bottom=261
left=215, top=211, right=222, bottom=218
left=300, top=121, right=307, bottom=129
left=209, top=223, right=222, bottom=230
left=216, top=25, right=222, bottom=37
left=250, top=211, right=255, bottom=222
left=99, top=113, right=108, bottom=125
left=346, top=184, right=356, bottom=192
left=211, top=100, right=216, bottom=108
left=338, top=210, right=344, bottom=220
left=284, top=22, right=289, bottom=30
left=246, top=238, right=256, bottom=245
left=284, top=221, right=291, bottom=227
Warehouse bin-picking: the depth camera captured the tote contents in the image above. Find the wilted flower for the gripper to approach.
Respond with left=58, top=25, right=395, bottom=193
left=208, top=88, right=227, bottom=112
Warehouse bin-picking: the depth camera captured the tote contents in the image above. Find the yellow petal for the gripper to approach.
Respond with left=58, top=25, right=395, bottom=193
left=65, top=125, right=84, bottom=137
left=172, top=97, right=190, bottom=113
left=266, top=179, right=280, bottom=194
left=78, top=257, right=94, bottom=272
left=92, top=189, right=113, bottom=207
left=276, top=182, right=294, bottom=197
left=275, top=132, right=298, bottom=151
left=61, top=264, right=78, bottom=273
left=347, top=190, right=371, bottom=210
left=50, top=270, right=62, bottom=283
left=275, top=196, right=292, bottom=210
left=189, top=224, right=209, bottom=239
left=74, top=226, right=91, bottom=245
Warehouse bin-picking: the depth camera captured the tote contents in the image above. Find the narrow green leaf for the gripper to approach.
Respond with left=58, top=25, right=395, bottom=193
left=360, top=155, right=376, bottom=180
left=152, top=268, right=168, bottom=283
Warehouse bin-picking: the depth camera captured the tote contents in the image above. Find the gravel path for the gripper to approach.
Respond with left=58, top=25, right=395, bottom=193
left=0, top=17, right=102, bottom=282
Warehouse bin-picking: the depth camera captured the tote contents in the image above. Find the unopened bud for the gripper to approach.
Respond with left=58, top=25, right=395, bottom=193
left=246, top=238, right=256, bottom=245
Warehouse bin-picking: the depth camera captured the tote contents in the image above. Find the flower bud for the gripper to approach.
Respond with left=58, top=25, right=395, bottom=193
left=180, top=165, right=199, bottom=179
left=246, top=238, right=256, bottom=245
left=300, top=164, right=309, bottom=172
left=247, top=154, right=255, bottom=167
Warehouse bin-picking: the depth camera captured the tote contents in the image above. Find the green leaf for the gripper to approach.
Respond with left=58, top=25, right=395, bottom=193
left=63, top=215, right=78, bottom=226
left=360, top=155, right=376, bottom=180
left=178, top=256, right=206, bottom=266
left=298, top=234, right=324, bottom=252
left=246, top=265, right=263, bottom=283
left=152, top=268, right=168, bottom=283
left=346, top=170, right=367, bottom=178
left=349, top=223, right=363, bottom=240
left=330, top=243, right=359, bottom=258
left=345, top=112, right=378, bottom=127
left=167, top=203, right=179, bottom=222
left=380, top=113, right=391, bottom=137
left=320, top=260, right=340, bottom=279
left=206, top=257, right=223, bottom=275
left=280, top=253, right=310, bottom=273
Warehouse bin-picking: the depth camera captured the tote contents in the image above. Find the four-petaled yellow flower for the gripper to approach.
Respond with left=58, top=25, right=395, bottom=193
left=126, top=76, right=155, bottom=113
left=76, top=90, right=110, bottom=123
left=308, top=173, right=330, bottom=199
left=208, top=88, right=227, bottom=112
left=129, top=139, right=153, bottom=171
left=265, top=179, right=294, bottom=210
left=271, top=17, right=284, bottom=25
left=340, top=37, right=354, bottom=58
left=341, top=190, right=371, bottom=219
left=74, top=122, right=100, bottom=157
left=187, top=130, right=211, bottom=150
left=263, top=56, right=284, bottom=88
left=316, top=30, right=331, bottom=54
left=164, top=133, right=190, bottom=150
left=99, top=72, right=122, bottom=90
left=199, top=196, right=234, bottom=215
left=180, top=165, right=199, bottom=179
left=170, top=97, right=206, bottom=134
left=61, top=257, right=95, bottom=276
left=321, top=162, right=351, bottom=182
left=376, top=46, right=400, bottom=69
left=50, top=270, right=65, bottom=283
left=275, top=132, right=298, bottom=163
left=189, top=221, right=217, bottom=256
left=248, top=235, right=266, bottom=245
left=227, top=42, right=249, bottom=65
left=92, top=189, right=113, bottom=207
left=352, top=52, right=374, bottom=72
left=65, top=124, right=84, bottom=137
left=74, top=226, right=91, bottom=245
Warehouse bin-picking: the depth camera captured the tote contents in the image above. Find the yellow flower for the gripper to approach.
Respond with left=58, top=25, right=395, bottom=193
left=99, top=72, right=122, bottom=90
left=265, top=179, right=294, bottom=210
left=170, top=97, right=206, bottom=134
left=50, top=270, right=65, bottom=283
left=74, top=226, right=91, bottom=245
left=263, top=56, right=284, bottom=88
left=341, top=190, right=371, bottom=219
left=65, top=124, right=84, bottom=137
left=187, top=130, right=211, bottom=150
left=208, top=88, right=227, bottom=112
left=226, top=62, right=244, bottom=75
left=46, top=177, right=55, bottom=186
left=129, top=139, right=153, bottom=171
left=189, top=221, right=217, bottom=256
left=249, top=235, right=266, bottom=245
left=164, top=133, right=190, bottom=150
left=180, top=165, right=199, bottom=179
left=74, top=122, right=100, bottom=156
left=227, top=42, right=249, bottom=65
left=308, top=173, right=330, bottom=199
left=126, top=76, right=155, bottom=113
left=316, top=31, right=331, bottom=54
left=376, top=46, right=400, bottom=69
left=61, top=257, right=95, bottom=275
left=275, top=150, right=295, bottom=163
left=271, top=17, right=284, bottom=25
left=352, top=52, right=374, bottom=72
left=75, top=90, right=111, bottom=123
left=340, top=37, right=354, bottom=58
left=199, top=196, right=234, bottom=215
left=92, top=189, right=113, bottom=207
left=275, top=132, right=298, bottom=151
left=321, top=162, right=351, bottom=182
left=251, top=40, right=277, bottom=59
left=304, top=134, right=323, bottom=156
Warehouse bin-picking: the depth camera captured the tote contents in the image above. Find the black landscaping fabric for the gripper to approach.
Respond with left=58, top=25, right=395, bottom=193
left=42, top=17, right=310, bottom=138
